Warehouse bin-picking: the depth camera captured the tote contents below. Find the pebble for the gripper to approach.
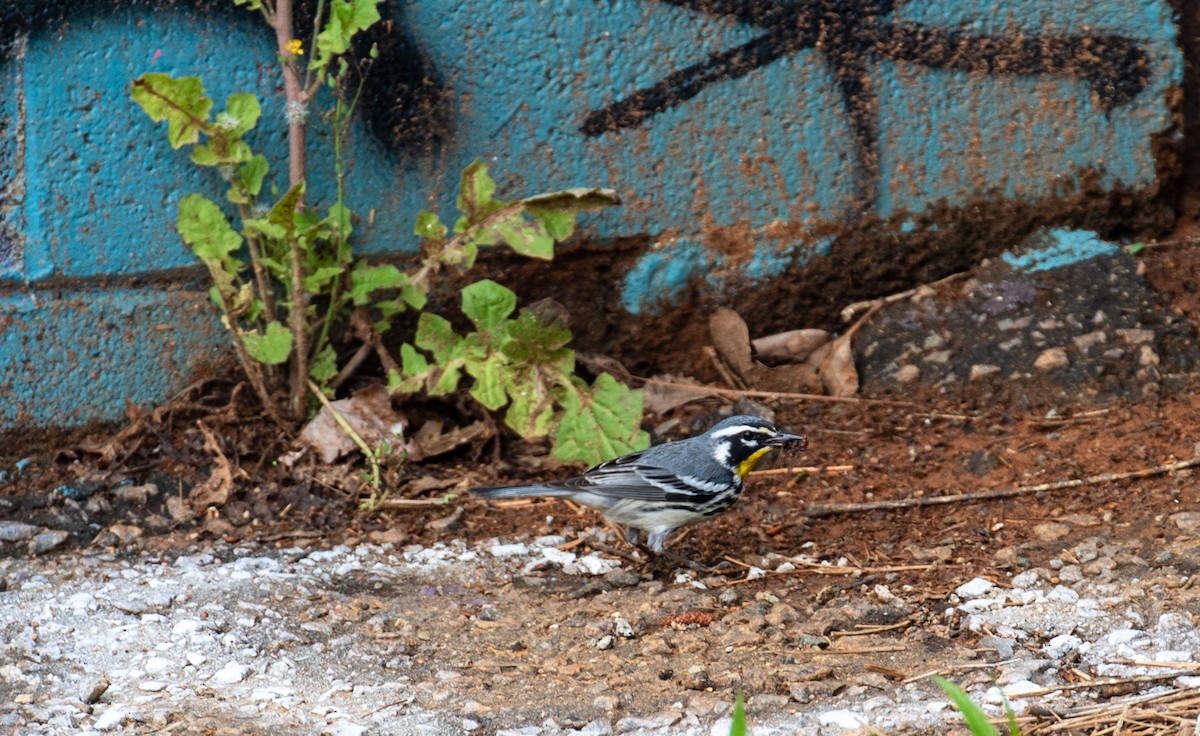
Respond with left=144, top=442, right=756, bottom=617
left=955, top=578, right=996, bottom=598
left=593, top=694, right=620, bottom=711
left=968, top=364, right=1001, bottom=382
left=595, top=635, right=615, bottom=651
left=1043, top=634, right=1082, bottom=659
left=1001, top=680, right=1041, bottom=698
left=1170, top=512, right=1200, bottom=534
left=29, top=530, right=71, bottom=555
left=0, top=522, right=42, bottom=542
left=817, top=709, right=866, bottom=729
left=212, top=662, right=249, bottom=684
left=324, top=721, right=369, bottom=736
left=113, top=483, right=158, bottom=504
left=894, top=364, right=920, bottom=383
left=93, top=706, right=127, bottom=731
left=1034, top=347, right=1069, bottom=371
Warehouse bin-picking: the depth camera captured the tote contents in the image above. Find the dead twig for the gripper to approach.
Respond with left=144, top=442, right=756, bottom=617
left=1016, top=672, right=1183, bottom=699
left=635, top=377, right=915, bottom=407
left=748, top=464, right=854, bottom=477
left=840, top=271, right=968, bottom=322
left=376, top=495, right=459, bottom=509
left=805, top=456, right=1200, bottom=517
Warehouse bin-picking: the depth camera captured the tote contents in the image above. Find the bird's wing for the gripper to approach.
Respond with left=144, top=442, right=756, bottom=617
left=545, top=455, right=719, bottom=501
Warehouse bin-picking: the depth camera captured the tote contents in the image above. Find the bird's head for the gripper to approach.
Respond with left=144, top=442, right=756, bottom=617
left=703, top=415, right=808, bottom=478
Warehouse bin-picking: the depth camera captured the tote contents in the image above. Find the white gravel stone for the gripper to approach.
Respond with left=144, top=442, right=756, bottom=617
left=488, top=543, right=529, bottom=558
left=817, top=709, right=866, bottom=729
left=212, top=662, right=249, bottom=684
left=324, top=721, right=369, bottom=736
left=65, top=592, right=98, bottom=612
left=144, top=656, right=174, bottom=674
left=1106, top=628, right=1145, bottom=645
left=93, top=706, right=127, bottom=731
left=1002, top=680, right=1042, bottom=698
left=955, top=578, right=996, bottom=598
left=1043, top=634, right=1082, bottom=659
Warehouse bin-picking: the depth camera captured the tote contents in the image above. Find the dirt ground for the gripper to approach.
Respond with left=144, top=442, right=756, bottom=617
left=4, top=243, right=1200, bottom=734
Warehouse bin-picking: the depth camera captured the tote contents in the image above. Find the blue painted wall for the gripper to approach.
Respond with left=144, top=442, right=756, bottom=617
left=0, top=0, right=1183, bottom=428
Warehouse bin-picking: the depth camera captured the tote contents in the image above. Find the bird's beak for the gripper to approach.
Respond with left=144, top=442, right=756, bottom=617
left=767, top=432, right=808, bottom=450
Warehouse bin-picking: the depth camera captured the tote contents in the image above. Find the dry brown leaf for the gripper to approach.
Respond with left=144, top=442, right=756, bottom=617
left=819, top=337, right=859, bottom=397
left=298, top=384, right=408, bottom=464
left=747, top=363, right=823, bottom=394
left=708, top=307, right=754, bottom=381
left=643, top=374, right=714, bottom=414
left=188, top=422, right=234, bottom=511
left=410, top=420, right=491, bottom=461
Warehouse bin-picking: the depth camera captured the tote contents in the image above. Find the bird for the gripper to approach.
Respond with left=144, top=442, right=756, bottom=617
left=471, top=415, right=807, bottom=565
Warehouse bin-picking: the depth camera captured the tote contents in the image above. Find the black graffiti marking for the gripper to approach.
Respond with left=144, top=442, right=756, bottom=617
left=581, top=0, right=1152, bottom=202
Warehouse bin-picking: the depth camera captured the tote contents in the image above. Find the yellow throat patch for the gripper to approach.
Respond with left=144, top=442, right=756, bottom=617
left=737, top=447, right=772, bottom=479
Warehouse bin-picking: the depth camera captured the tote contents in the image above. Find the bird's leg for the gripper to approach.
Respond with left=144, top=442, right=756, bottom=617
left=642, top=528, right=716, bottom=572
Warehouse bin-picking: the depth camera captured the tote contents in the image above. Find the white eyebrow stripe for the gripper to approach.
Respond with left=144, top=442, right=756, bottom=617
left=710, top=424, right=775, bottom=438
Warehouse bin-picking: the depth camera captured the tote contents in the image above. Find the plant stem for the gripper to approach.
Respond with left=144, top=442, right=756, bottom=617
left=270, top=0, right=310, bottom=420
left=270, top=0, right=307, bottom=196
left=234, top=200, right=277, bottom=324
left=207, top=269, right=285, bottom=427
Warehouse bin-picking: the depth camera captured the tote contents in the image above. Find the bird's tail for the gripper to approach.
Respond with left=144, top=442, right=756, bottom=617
left=471, top=484, right=572, bottom=500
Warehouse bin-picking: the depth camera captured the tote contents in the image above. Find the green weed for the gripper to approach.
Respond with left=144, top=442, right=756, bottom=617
left=131, top=0, right=646, bottom=487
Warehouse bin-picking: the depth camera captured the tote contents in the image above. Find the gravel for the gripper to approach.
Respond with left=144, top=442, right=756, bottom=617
left=1, top=531, right=1199, bottom=734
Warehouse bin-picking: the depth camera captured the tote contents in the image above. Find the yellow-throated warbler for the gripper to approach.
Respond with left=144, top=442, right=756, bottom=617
left=472, top=415, right=807, bottom=555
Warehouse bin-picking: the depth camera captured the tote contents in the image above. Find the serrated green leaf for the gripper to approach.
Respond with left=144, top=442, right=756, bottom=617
left=130, top=73, right=212, bottom=148
left=269, top=182, right=306, bottom=232
left=414, top=210, right=448, bottom=242
left=400, top=343, right=430, bottom=377
left=309, top=343, right=338, bottom=383
left=312, top=0, right=382, bottom=75
left=497, top=217, right=555, bottom=260
left=932, top=677, right=999, bottom=736
left=414, top=313, right=463, bottom=365
left=242, top=217, right=287, bottom=240
left=304, top=265, right=345, bottom=292
left=177, top=194, right=242, bottom=269
left=461, top=280, right=516, bottom=332
left=467, top=356, right=508, bottom=410
left=325, top=202, right=353, bottom=239
left=503, top=365, right=556, bottom=438
left=531, top=208, right=577, bottom=240
left=189, top=144, right=222, bottom=167
left=238, top=155, right=269, bottom=197
left=349, top=263, right=408, bottom=305
left=222, top=93, right=261, bottom=136
left=240, top=321, right=293, bottom=365
left=457, top=160, right=500, bottom=219
left=502, top=309, right=573, bottom=366
left=401, top=284, right=427, bottom=310
left=552, top=374, right=647, bottom=465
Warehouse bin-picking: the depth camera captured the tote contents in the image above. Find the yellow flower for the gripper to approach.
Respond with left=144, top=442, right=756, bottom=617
left=285, top=39, right=303, bottom=56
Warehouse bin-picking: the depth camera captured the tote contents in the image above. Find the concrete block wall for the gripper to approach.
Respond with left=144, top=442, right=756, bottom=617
left=0, top=0, right=1185, bottom=429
